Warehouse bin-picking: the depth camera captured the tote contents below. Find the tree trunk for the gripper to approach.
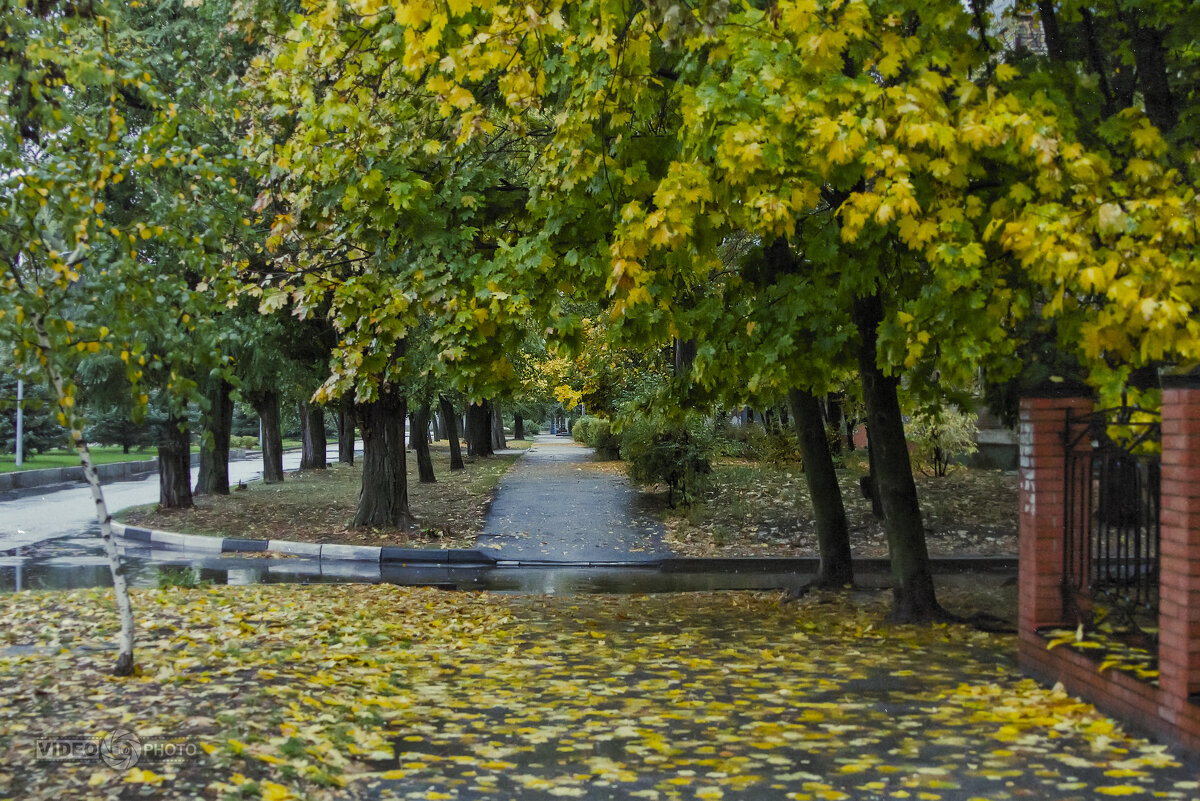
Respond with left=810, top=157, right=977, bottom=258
left=1036, top=0, right=1067, bottom=62
left=789, top=388, right=853, bottom=588
left=491, top=401, right=507, bottom=451
left=34, top=317, right=134, bottom=675
left=195, top=379, right=232, bottom=496
left=1130, top=24, right=1177, bottom=133
left=440, top=395, right=465, bottom=470
left=353, top=388, right=414, bottom=528
left=299, top=401, right=328, bottom=470
left=514, top=413, right=525, bottom=440
left=467, top=401, right=494, bottom=457
left=853, top=290, right=943, bottom=622
left=431, top=411, right=443, bottom=441
left=158, top=412, right=193, bottom=509
left=251, top=390, right=285, bottom=484
left=337, top=400, right=355, bottom=465
left=413, top=402, right=436, bottom=483
left=863, top=424, right=884, bottom=519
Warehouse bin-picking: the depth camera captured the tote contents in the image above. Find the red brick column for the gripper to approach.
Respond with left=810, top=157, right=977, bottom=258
left=1018, top=386, right=1093, bottom=633
left=1159, top=374, right=1200, bottom=704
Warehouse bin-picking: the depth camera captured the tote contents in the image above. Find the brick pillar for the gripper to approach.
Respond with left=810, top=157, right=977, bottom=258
left=1158, top=373, right=1200, bottom=704
left=1018, top=384, right=1094, bottom=633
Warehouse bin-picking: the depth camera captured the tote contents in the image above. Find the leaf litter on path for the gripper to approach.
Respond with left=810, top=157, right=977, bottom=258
left=1, top=585, right=1197, bottom=800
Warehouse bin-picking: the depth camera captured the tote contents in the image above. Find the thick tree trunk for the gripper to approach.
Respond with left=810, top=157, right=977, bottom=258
left=413, top=402, right=436, bottom=483
left=514, top=413, right=525, bottom=441
left=299, top=401, right=328, bottom=470
left=337, top=401, right=355, bottom=465
left=440, top=395, right=465, bottom=470
left=35, top=318, right=134, bottom=675
left=353, top=388, right=414, bottom=528
left=789, top=388, right=853, bottom=588
left=853, top=290, right=943, bottom=622
left=1130, top=24, right=1177, bottom=133
left=491, top=401, right=507, bottom=451
left=158, top=412, right=193, bottom=509
left=467, top=401, right=494, bottom=457
left=196, top=380, right=232, bottom=496
left=251, top=390, right=285, bottom=484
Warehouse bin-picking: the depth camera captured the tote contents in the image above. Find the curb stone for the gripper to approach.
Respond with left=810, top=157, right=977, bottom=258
left=110, top=520, right=498, bottom=566
left=109, top=521, right=1016, bottom=572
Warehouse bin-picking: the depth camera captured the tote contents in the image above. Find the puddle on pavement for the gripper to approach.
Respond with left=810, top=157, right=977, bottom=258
left=1, top=530, right=1014, bottom=598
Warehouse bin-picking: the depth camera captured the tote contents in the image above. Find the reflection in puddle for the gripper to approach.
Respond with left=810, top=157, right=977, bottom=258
left=1, top=531, right=1014, bottom=599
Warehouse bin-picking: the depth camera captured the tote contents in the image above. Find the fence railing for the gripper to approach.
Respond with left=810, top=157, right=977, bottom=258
left=1063, top=405, right=1161, bottom=648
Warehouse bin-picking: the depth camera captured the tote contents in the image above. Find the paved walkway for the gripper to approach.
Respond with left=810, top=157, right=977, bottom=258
left=477, top=436, right=673, bottom=562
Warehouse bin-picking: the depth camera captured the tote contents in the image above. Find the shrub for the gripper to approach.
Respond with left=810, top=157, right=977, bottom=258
left=571, top=416, right=595, bottom=444
left=588, top=419, right=621, bottom=459
left=907, top=406, right=979, bottom=477
left=745, top=424, right=801, bottom=466
left=620, top=415, right=713, bottom=507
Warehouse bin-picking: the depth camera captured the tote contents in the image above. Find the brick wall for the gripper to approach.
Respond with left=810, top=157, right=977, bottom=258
left=1018, top=379, right=1200, bottom=753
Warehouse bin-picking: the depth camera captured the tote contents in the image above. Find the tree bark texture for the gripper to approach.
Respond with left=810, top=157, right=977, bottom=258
left=853, top=290, right=943, bottom=622
left=491, top=401, right=507, bottom=451
left=514, top=413, right=525, bottom=441
left=251, top=390, right=285, bottom=484
left=299, top=401, right=328, bottom=470
left=353, top=388, right=414, bottom=528
left=413, top=402, right=436, bottom=483
left=337, top=401, right=355, bottom=465
left=467, top=401, right=494, bottom=457
left=196, top=379, right=232, bottom=496
left=34, top=317, right=135, bottom=675
left=788, top=388, right=853, bottom=588
left=158, top=412, right=193, bottom=510
left=1130, top=24, right=1177, bottom=133
left=441, top=395, right=465, bottom=470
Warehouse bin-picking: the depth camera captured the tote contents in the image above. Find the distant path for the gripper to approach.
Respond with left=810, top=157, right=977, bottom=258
left=477, top=436, right=672, bottom=563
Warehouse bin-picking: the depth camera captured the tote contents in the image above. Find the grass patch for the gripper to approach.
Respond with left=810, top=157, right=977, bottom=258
left=665, top=453, right=1017, bottom=558
left=0, top=446, right=158, bottom=473
left=117, top=443, right=522, bottom=548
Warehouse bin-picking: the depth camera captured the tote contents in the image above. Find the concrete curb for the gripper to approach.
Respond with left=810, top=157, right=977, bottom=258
left=0, top=448, right=276, bottom=493
left=110, top=521, right=1017, bottom=572
left=111, top=521, right=499, bottom=566
left=0, top=459, right=159, bottom=492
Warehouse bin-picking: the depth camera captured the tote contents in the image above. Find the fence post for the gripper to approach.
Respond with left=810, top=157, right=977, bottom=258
left=1159, top=372, right=1200, bottom=706
left=1018, top=383, right=1094, bottom=634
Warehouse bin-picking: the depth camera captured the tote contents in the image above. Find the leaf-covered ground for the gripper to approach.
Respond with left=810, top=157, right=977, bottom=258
left=665, top=458, right=1018, bottom=559
left=118, top=444, right=526, bottom=548
left=2, top=585, right=1197, bottom=800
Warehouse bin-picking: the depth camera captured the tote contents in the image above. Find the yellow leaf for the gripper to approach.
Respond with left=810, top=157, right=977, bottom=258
left=1095, top=786, right=1147, bottom=796
left=261, top=781, right=295, bottom=801
left=123, top=768, right=165, bottom=785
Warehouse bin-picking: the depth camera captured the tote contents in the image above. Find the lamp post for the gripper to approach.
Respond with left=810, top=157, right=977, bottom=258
left=15, top=378, right=23, bottom=467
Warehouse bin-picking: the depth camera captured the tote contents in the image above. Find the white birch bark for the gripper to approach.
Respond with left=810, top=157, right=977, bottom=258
left=34, top=317, right=135, bottom=675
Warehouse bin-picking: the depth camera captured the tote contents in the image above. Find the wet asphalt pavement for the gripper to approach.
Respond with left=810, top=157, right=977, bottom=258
left=477, top=437, right=673, bottom=563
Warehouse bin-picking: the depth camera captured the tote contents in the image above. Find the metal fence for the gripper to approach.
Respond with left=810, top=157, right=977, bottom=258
left=1062, top=405, right=1161, bottom=647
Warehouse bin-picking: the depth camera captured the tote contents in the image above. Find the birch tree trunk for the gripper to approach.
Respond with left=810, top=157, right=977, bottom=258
left=34, top=318, right=135, bottom=675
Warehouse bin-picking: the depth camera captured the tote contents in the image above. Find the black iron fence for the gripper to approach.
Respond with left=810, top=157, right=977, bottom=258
left=1063, top=405, right=1161, bottom=647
